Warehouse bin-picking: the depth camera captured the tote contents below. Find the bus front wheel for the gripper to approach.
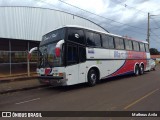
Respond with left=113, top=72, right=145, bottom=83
left=87, top=69, right=98, bottom=87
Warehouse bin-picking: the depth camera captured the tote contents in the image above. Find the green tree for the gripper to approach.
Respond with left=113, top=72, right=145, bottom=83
left=149, top=48, right=160, bottom=55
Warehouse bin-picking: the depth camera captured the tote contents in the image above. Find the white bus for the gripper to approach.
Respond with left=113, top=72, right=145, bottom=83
left=29, top=25, right=150, bottom=86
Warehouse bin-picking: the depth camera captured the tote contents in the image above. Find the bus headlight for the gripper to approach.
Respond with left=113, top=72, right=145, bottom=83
left=58, top=73, right=63, bottom=77
left=53, top=73, right=63, bottom=77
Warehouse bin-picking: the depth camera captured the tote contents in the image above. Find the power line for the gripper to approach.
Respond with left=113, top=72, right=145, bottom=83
left=151, top=26, right=160, bottom=30
left=111, top=0, right=148, bottom=15
left=150, top=37, right=160, bottom=44
left=150, top=31, right=160, bottom=42
left=34, top=0, right=148, bottom=37
left=150, top=30, right=160, bottom=37
left=150, top=17, right=160, bottom=29
left=113, top=0, right=160, bottom=17
left=58, top=0, right=146, bottom=30
left=150, top=9, right=160, bottom=13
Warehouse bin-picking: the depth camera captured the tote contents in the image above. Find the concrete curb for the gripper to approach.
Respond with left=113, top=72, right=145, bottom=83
left=0, top=76, right=38, bottom=83
left=0, top=85, right=47, bottom=94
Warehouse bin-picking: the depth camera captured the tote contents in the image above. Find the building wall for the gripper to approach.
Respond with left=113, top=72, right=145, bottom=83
left=0, top=38, right=39, bottom=76
left=0, top=6, right=107, bottom=41
left=0, top=6, right=107, bottom=76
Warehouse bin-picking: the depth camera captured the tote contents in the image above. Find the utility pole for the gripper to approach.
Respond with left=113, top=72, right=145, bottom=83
left=147, top=12, right=150, bottom=48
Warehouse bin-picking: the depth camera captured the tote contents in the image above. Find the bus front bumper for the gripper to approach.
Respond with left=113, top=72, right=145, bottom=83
left=38, top=76, right=68, bottom=86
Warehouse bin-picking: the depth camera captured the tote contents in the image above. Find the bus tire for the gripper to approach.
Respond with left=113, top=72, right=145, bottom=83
left=87, top=69, right=97, bottom=87
left=134, top=65, right=139, bottom=76
left=139, top=65, right=144, bottom=75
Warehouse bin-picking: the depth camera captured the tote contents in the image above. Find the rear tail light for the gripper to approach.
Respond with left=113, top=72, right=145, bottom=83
left=55, top=47, right=60, bottom=57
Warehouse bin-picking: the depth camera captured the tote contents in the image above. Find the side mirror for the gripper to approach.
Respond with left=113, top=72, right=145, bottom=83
left=28, top=47, right=38, bottom=60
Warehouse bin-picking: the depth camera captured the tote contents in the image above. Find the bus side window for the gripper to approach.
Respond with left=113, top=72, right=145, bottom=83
left=115, top=37, right=120, bottom=49
left=133, top=41, right=140, bottom=51
left=102, top=34, right=109, bottom=48
left=94, top=33, right=101, bottom=47
left=137, top=42, right=140, bottom=51
left=145, top=44, right=149, bottom=52
left=86, top=31, right=101, bottom=47
left=128, top=40, right=133, bottom=50
left=115, top=37, right=124, bottom=50
left=125, top=40, right=133, bottom=50
left=125, top=39, right=129, bottom=50
left=140, top=43, right=145, bottom=52
left=108, top=36, right=114, bottom=49
left=119, top=38, right=125, bottom=49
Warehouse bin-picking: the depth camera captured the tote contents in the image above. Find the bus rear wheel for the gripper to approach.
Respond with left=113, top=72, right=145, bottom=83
left=87, top=69, right=98, bottom=87
left=139, top=65, right=144, bottom=75
left=134, top=65, right=140, bottom=76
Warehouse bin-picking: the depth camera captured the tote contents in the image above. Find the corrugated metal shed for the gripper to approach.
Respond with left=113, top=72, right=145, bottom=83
left=0, top=6, right=107, bottom=41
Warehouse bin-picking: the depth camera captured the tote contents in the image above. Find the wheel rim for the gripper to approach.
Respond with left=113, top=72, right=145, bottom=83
left=141, top=66, right=144, bottom=74
left=136, top=67, right=139, bottom=75
left=91, top=73, right=96, bottom=84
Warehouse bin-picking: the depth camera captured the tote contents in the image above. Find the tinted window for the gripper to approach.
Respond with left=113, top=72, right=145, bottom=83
left=133, top=41, right=140, bottom=51
left=41, top=28, right=65, bottom=46
left=120, top=39, right=125, bottom=49
left=125, top=39, right=133, bottom=50
left=79, top=46, right=86, bottom=63
left=67, top=44, right=78, bottom=65
left=145, top=44, right=149, bottom=52
left=128, top=41, right=133, bottom=50
left=102, top=35, right=109, bottom=48
left=140, top=43, right=145, bottom=52
left=86, top=31, right=101, bottom=47
left=115, top=37, right=124, bottom=49
left=108, top=37, right=115, bottom=49
left=68, top=29, right=85, bottom=45
left=102, top=35, right=114, bottom=49
left=125, top=39, right=129, bottom=50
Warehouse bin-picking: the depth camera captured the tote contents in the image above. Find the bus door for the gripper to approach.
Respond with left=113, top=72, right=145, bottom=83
left=66, top=43, right=86, bottom=84
left=78, top=46, right=86, bottom=83
left=66, top=43, right=79, bottom=85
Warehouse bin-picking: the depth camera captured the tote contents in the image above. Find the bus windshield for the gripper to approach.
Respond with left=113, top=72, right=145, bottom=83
left=38, top=28, right=65, bottom=68
left=40, top=28, right=65, bottom=46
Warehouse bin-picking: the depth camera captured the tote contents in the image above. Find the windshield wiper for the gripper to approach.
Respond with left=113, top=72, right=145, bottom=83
left=43, top=48, right=52, bottom=68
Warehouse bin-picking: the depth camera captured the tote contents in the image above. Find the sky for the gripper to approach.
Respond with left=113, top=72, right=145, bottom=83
left=0, top=0, right=160, bottom=51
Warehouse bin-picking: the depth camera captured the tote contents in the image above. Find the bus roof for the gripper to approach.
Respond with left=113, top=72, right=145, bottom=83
left=51, top=25, right=148, bottom=44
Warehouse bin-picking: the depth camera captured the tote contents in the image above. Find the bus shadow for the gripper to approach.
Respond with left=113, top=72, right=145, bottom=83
left=100, top=72, right=148, bottom=84
left=44, top=73, right=148, bottom=92
left=44, top=83, right=88, bottom=92
left=100, top=74, right=134, bottom=84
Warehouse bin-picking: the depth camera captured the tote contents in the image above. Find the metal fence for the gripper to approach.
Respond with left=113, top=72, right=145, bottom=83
left=0, top=51, right=38, bottom=77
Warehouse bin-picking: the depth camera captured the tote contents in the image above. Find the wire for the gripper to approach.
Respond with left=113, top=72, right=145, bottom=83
left=111, top=0, right=148, bottom=15
left=34, top=0, right=148, bottom=38
left=150, top=37, right=160, bottom=45
left=58, top=0, right=146, bottom=30
left=150, top=31, right=160, bottom=42
left=151, top=26, right=160, bottom=29
left=150, top=17, right=160, bottom=29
